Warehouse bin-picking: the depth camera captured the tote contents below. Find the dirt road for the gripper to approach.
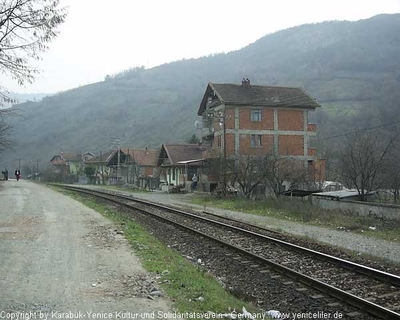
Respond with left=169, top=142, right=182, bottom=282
left=0, top=180, right=173, bottom=319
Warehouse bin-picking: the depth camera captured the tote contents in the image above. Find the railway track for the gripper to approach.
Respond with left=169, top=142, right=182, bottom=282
left=61, top=185, right=400, bottom=319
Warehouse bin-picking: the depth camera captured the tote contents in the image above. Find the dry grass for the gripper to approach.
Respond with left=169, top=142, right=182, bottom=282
left=192, top=195, right=400, bottom=242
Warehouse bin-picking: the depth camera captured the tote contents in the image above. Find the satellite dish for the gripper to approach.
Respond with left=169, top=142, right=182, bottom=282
left=194, top=120, right=201, bottom=129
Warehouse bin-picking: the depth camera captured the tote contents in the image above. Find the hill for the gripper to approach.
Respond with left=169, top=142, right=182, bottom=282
left=0, top=92, right=48, bottom=110
left=2, top=14, right=400, bottom=169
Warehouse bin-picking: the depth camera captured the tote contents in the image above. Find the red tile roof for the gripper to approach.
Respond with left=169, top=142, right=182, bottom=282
left=50, top=152, right=82, bottom=163
left=159, top=144, right=205, bottom=166
left=121, top=148, right=158, bottom=167
left=198, top=82, right=320, bottom=115
left=84, top=150, right=114, bottom=164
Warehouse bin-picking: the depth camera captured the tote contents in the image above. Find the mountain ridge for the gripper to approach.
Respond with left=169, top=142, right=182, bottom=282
left=2, top=13, right=400, bottom=169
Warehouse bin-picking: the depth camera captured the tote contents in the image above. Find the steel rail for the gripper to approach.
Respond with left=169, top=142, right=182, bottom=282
left=202, top=210, right=281, bottom=234
left=70, top=186, right=400, bottom=287
left=61, top=185, right=400, bottom=320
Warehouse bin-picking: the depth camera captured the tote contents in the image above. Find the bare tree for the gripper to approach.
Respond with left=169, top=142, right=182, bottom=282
left=263, top=155, right=309, bottom=197
left=0, top=0, right=65, bottom=150
left=0, top=0, right=66, bottom=86
left=319, top=139, right=342, bottom=182
left=382, top=139, right=400, bottom=203
left=0, top=107, right=20, bottom=151
left=0, top=115, right=11, bottom=150
left=227, top=154, right=309, bottom=198
left=339, top=130, right=396, bottom=201
left=227, top=155, right=267, bottom=198
left=385, top=162, right=400, bottom=203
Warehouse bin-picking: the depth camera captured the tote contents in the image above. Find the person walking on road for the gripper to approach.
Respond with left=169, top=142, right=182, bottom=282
left=15, top=168, right=21, bottom=181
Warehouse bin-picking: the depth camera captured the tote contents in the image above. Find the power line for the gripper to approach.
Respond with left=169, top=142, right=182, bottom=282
left=319, top=119, right=400, bottom=141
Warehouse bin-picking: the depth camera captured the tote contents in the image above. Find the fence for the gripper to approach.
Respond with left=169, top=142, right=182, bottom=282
left=311, top=195, right=400, bottom=220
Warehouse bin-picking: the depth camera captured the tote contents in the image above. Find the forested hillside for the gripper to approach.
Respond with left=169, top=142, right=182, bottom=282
left=3, top=14, right=400, bottom=168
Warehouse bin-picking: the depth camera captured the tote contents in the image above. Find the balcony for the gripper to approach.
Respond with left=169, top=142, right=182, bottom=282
left=207, top=98, right=221, bottom=109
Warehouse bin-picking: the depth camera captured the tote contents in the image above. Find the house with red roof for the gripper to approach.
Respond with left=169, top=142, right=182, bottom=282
left=157, top=144, right=205, bottom=189
left=91, top=148, right=159, bottom=188
left=197, top=79, right=325, bottom=192
left=50, top=151, right=95, bottom=178
left=83, top=150, right=115, bottom=184
left=123, top=148, right=159, bottom=189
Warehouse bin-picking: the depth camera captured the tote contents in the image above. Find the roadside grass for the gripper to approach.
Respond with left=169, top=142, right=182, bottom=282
left=57, top=188, right=257, bottom=314
left=192, top=195, right=400, bottom=243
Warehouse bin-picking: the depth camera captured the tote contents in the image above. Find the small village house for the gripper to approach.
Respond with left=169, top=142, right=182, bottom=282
left=50, top=151, right=95, bottom=182
left=157, top=144, right=205, bottom=191
left=86, top=148, right=159, bottom=188
left=83, top=150, right=115, bottom=184
left=121, top=148, right=159, bottom=189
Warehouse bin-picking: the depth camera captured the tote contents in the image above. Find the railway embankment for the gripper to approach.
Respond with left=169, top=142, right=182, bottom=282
left=86, top=187, right=400, bottom=265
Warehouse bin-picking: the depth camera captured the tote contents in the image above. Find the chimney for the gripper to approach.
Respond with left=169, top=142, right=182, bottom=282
left=241, top=78, right=250, bottom=87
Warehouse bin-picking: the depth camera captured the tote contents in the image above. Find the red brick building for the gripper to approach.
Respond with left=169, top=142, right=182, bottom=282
left=198, top=79, right=325, bottom=189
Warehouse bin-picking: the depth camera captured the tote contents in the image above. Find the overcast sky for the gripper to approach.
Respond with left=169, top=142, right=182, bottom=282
left=2, top=0, right=400, bottom=94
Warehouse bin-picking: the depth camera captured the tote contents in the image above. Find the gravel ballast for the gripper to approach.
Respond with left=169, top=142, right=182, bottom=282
left=105, top=189, right=400, bottom=265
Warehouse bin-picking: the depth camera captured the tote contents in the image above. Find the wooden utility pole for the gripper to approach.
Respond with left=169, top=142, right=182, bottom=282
left=126, top=148, right=130, bottom=184
left=111, top=137, right=121, bottom=183
left=117, top=148, right=120, bottom=182
left=100, top=151, right=104, bottom=185
left=223, top=109, right=227, bottom=197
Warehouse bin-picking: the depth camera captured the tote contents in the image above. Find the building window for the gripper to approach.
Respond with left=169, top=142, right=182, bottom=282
left=217, top=135, right=222, bottom=148
left=309, top=136, right=317, bottom=148
left=251, top=109, right=262, bottom=122
left=251, top=134, right=262, bottom=147
left=172, top=168, right=175, bottom=180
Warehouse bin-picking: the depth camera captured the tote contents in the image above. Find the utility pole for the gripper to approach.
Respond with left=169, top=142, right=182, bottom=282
left=217, top=110, right=227, bottom=197
left=14, top=158, right=23, bottom=174
left=117, top=148, right=120, bottom=182
left=100, top=151, right=104, bottom=185
left=111, top=138, right=121, bottom=183
left=223, top=110, right=227, bottom=197
left=126, top=148, right=129, bottom=184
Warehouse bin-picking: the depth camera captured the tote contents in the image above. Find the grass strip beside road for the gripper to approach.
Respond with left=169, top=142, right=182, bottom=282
left=58, top=188, right=257, bottom=314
